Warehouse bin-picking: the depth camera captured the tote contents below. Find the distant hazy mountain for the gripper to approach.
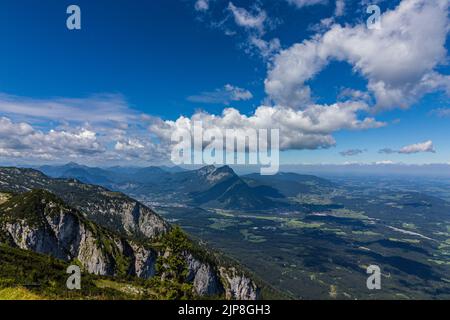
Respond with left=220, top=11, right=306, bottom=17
left=159, top=165, right=187, bottom=173
left=274, top=163, right=450, bottom=177
left=243, top=172, right=336, bottom=198
left=38, top=162, right=120, bottom=185
left=37, top=163, right=286, bottom=210
left=35, top=163, right=340, bottom=211
left=38, top=163, right=186, bottom=185
left=35, top=163, right=352, bottom=212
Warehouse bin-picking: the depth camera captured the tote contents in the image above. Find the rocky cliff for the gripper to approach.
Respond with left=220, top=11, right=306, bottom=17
left=0, top=167, right=261, bottom=300
left=0, top=190, right=157, bottom=277
left=0, top=167, right=169, bottom=239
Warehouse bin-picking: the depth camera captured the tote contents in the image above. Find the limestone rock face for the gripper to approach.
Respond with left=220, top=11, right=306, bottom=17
left=1, top=193, right=261, bottom=300
left=6, top=221, right=66, bottom=260
left=184, top=253, right=260, bottom=300
left=219, top=267, right=261, bottom=300
left=185, top=253, right=223, bottom=296
left=0, top=167, right=170, bottom=240
left=0, top=190, right=156, bottom=278
left=132, top=244, right=157, bottom=278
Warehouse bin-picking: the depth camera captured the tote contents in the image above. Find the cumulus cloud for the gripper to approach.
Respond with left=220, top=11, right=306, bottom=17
left=113, top=137, right=168, bottom=162
left=0, top=115, right=171, bottom=164
left=148, top=101, right=385, bottom=151
left=0, top=92, right=171, bottom=165
left=266, top=0, right=450, bottom=110
left=0, top=117, right=104, bottom=160
left=187, top=84, right=253, bottom=104
left=0, top=90, right=386, bottom=164
left=0, top=91, right=387, bottom=164
left=340, top=148, right=366, bottom=157
left=379, top=140, right=436, bottom=155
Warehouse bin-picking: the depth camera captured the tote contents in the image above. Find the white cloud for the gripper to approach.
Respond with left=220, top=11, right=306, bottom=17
left=308, top=17, right=335, bottom=33
left=308, top=1, right=345, bottom=33
left=379, top=140, right=436, bottom=155
left=227, top=2, right=267, bottom=34
left=0, top=117, right=104, bottom=160
left=149, top=101, right=385, bottom=151
left=375, top=160, right=395, bottom=165
left=266, top=0, right=450, bottom=110
left=0, top=93, right=138, bottom=126
left=287, top=0, right=328, bottom=8
left=115, top=139, right=145, bottom=152
left=187, top=84, right=253, bottom=104
left=399, top=140, right=436, bottom=154
left=113, top=137, right=168, bottom=162
left=334, top=0, right=345, bottom=16
left=202, top=2, right=279, bottom=60
left=0, top=115, right=171, bottom=165
left=195, top=0, right=209, bottom=11
left=0, top=92, right=171, bottom=164
left=248, top=37, right=281, bottom=59
left=0, top=90, right=386, bottom=164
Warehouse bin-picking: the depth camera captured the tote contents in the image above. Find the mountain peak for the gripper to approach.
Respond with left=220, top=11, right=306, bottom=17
left=215, top=165, right=237, bottom=176
left=62, top=162, right=88, bottom=170
left=195, top=165, right=237, bottom=186
left=198, top=165, right=217, bottom=175
left=198, top=165, right=235, bottom=173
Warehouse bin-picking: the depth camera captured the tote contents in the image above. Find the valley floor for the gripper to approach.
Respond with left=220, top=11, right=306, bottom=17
left=145, top=178, right=450, bottom=300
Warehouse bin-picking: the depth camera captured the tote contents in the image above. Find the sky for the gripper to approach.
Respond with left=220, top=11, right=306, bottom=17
left=0, top=0, right=449, bottom=167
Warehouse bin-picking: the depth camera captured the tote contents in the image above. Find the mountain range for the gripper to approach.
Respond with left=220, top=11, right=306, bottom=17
left=2, top=163, right=449, bottom=300
left=36, top=163, right=336, bottom=211
left=0, top=167, right=262, bottom=300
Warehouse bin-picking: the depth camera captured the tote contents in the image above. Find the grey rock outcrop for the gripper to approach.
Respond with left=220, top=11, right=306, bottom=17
left=185, top=253, right=223, bottom=296
left=219, top=267, right=260, bottom=300
left=0, top=190, right=157, bottom=278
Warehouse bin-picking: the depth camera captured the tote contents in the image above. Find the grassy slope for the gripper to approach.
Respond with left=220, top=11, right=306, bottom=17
left=0, top=244, right=156, bottom=300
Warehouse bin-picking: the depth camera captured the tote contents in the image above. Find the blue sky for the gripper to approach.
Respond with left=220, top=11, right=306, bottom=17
left=0, top=0, right=449, bottom=166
